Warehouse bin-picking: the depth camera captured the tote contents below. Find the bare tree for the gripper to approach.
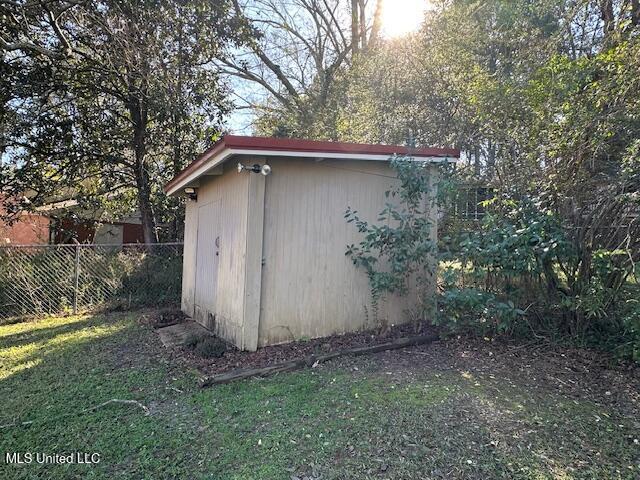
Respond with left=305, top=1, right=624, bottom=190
left=220, top=0, right=382, bottom=136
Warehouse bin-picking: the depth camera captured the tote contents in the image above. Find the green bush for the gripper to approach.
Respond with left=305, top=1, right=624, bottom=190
left=617, top=297, right=640, bottom=362
left=194, top=337, right=227, bottom=359
left=183, top=332, right=206, bottom=349
left=116, top=249, right=182, bottom=307
left=437, top=288, right=526, bottom=335
left=440, top=194, right=639, bottom=360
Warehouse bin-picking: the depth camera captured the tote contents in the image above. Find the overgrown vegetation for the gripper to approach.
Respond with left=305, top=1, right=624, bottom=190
left=345, top=157, right=439, bottom=323
left=0, top=245, right=182, bottom=320
left=346, top=157, right=639, bottom=361
left=440, top=195, right=640, bottom=361
left=0, top=311, right=637, bottom=479
left=334, top=2, right=640, bottom=361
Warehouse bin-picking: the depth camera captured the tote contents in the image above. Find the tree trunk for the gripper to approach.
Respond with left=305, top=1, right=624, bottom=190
left=368, top=0, right=383, bottom=48
left=135, top=158, right=158, bottom=245
left=128, top=93, right=158, bottom=244
left=351, top=0, right=359, bottom=54
left=600, top=0, right=615, bottom=38
left=632, top=0, right=640, bottom=26
left=486, top=141, right=496, bottom=179
left=358, top=0, right=366, bottom=49
left=168, top=19, right=185, bottom=242
left=172, top=19, right=184, bottom=177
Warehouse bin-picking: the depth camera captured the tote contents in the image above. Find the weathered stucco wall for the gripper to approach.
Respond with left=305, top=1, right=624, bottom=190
left=181, top=163, right=250, bottom=348
left=257, top=158, right=438, bottom=347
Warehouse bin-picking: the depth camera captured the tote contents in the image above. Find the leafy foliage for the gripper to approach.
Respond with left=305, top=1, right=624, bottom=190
left=440, top=196, right=571, bottom=333
left=619, top=298, right=640, bottom=361
left=440, top=193, right=640, bottom=359
left=336, top=2, right=640, bottom=359
left=345, top=157, right=439, bottom=321
left=1, top=0, right=250, bottom=241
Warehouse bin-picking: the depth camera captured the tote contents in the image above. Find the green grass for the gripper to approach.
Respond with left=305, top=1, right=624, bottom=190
left=0, top=312, right=638, bottom=479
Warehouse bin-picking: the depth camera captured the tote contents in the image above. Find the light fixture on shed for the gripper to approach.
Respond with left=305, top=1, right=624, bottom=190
left=260, top=164, right=271, bottom=176
left=237, top=162, right=272, bottom=176
left=183, top=187, right=198, bottom=201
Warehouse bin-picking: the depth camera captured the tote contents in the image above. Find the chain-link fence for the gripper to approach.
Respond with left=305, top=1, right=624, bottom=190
left=0, top=243, right=183, bottom=321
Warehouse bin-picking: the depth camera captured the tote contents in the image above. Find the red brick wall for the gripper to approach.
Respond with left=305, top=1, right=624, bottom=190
left=51, top=219, right=144, bottom=244
left=0, top=213, right=51, bottom=245
left=122, top=223, right=144, bottom=243
left=52, top=218, right=95, bottom=244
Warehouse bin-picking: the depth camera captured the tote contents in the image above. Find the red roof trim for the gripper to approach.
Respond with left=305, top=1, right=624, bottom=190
left=165, top=135, right=460, bottom=193
left=165, top=137, right=228, bottom=193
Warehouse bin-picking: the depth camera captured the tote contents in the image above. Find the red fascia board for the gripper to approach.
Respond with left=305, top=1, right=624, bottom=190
left=164, top=138, right=228, bottom=193
left=221, top=135, right=460, bottom=157
left=164, top=135, right=460, bottom=193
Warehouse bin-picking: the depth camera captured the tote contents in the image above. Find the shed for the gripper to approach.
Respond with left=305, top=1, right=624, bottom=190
left=165, top=136, right=459, bottom=350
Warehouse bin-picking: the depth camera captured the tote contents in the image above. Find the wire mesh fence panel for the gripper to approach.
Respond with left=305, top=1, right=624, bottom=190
left=0, top=245, right=76, bottom=318
left=0, top=243, right=183, bottom=322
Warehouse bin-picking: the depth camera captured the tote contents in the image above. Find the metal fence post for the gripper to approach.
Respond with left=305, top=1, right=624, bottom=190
left=73, top=244, right=80, bottom=314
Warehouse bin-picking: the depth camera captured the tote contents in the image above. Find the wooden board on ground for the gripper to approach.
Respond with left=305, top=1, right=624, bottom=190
left=200, top=333, right=439, bottom=387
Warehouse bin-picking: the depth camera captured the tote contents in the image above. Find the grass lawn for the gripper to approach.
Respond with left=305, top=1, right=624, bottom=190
left=0, top=312, right=638, bottom=479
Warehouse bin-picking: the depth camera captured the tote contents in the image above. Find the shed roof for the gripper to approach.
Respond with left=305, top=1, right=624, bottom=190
left=165, top=135, right=459, bottom=195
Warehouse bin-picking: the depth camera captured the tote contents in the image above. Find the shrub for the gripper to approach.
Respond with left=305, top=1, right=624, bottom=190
left=194, top=337, right=227, bottom=358
left=183, top=333, right=205, bottom=349
left=617, top=297, right=640, bottom=362
left=441, top=193, right=639, bottom=360
left=345, top=156, right=441, bottom=323
left=437, top=288, right=526, bottom=335
left=438, top=195, right=569, bottom=334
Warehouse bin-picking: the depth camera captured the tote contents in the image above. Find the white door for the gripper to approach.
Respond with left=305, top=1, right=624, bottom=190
left=194, top=200, right=220, bottom=330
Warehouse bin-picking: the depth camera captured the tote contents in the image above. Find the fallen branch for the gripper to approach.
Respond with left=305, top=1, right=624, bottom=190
left=199, top=333, right=439, bottom=388
left=0, top=398, right=150, bottom=429
left=80, top=399, right=150, bottom=416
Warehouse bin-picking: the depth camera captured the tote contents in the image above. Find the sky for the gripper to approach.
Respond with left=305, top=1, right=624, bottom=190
left=226, top=0, right=431, bottom=134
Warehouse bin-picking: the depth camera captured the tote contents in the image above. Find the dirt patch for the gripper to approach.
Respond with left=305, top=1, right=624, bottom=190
left=340, top=335, right=640, bottom=420
left=174, top=321, right=437, bottom=377
left=165, top=315, right=638, bottom=420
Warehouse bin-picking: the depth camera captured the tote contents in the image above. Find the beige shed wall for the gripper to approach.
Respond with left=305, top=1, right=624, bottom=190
left=181, top=198, right=198, bottom=316
left=181, top=164, right=251, bottom=348
left=257, top=157, right=438, bottom=347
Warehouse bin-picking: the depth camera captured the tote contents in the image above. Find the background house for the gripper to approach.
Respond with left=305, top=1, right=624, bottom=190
left=166, top=136, right=459, bottom=350
left=0, top=211, right=51, bottom=245
left=0, top=195, right=144, bottom=245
